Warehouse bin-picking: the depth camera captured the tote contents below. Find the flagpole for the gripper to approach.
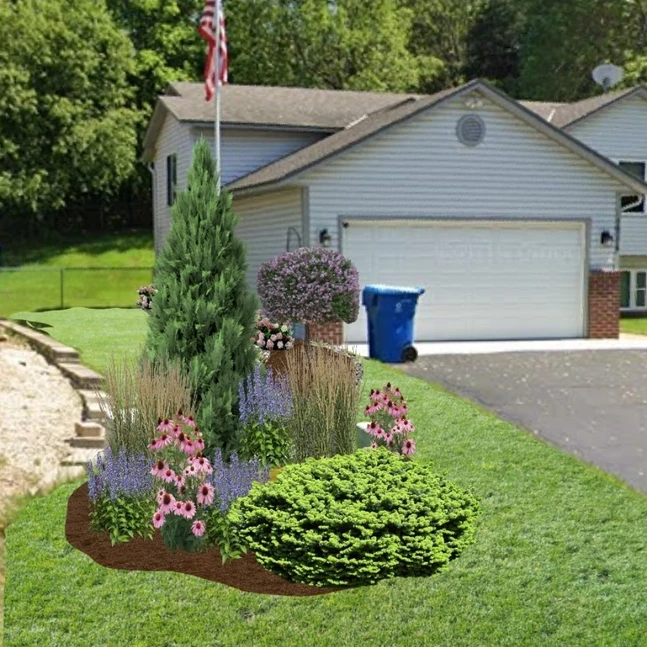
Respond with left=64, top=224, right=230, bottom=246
left=214, top=0, right=222, bottom=194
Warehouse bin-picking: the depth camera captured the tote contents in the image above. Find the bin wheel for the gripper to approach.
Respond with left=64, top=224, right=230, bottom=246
left=402, top=345, right=418, bottom=362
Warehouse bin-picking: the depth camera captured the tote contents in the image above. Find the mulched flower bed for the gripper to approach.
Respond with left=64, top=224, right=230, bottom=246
left=65, top=482, right=349, bottom=597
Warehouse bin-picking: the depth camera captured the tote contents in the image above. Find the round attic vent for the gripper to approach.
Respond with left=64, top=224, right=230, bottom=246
left=456, top=114, right=485, bottom=147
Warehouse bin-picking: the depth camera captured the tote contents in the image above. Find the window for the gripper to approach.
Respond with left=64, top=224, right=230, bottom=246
left=618, top=161, right=645, bottom=213
left=166, top=154, right=177, bottom=206
left=620, top=269, right=647, bottom=310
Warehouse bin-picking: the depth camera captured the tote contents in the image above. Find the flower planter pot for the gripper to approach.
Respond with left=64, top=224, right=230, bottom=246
left=66, top=482, right=348, bottom=597
left=356, top=421, right=373, bottom=449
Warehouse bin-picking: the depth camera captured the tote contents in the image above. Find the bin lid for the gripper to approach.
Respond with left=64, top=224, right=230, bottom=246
left=362, top=284, right=425, bottom=296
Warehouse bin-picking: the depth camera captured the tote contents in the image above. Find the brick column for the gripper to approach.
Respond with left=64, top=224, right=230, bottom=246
left=308, top=321, right=344, bottom=345
left=588, top=270, right=620, bottom=339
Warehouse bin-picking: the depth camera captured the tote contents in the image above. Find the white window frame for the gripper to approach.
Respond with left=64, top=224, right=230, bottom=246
left=617, top=159, right=646, bottom=215
left=621, top=269, right=647, bottom=310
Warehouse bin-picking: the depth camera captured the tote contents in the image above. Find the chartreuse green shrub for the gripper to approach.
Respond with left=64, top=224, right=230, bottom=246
left=228, top=448, right=480, bottom=587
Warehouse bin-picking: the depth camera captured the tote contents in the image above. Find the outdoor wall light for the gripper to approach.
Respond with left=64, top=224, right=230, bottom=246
left=319, top=228, right=332, bottom=247
left=600, top=230, right=615, bottom=247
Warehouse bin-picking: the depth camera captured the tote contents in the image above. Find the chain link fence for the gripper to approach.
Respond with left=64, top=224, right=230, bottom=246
left=0, top=266, right=154, bottom=316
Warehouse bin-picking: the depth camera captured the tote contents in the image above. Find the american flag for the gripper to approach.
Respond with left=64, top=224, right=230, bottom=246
left=198, top=0, right=228, bottom=100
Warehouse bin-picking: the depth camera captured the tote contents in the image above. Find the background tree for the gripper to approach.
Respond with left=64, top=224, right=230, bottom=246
left=516, top=0, right=628, bottom=101
left=226, top=0, right=420, bottom=91
left=464, top=0, right=525, bottom=95
left=397, top=0, right=476, bottom=92
left=144, top=138, right=259, bottom=455
left=0, top=0, right=138, bottom=231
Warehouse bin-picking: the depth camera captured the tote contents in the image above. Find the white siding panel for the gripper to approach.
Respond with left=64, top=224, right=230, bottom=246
left=153, top=115, right=195, bottom=254
left=232, top=188, right=303, bottom=294
left=300, top=95, right=627, bottom=269
left=567, top=95, right=647, bottom=257
left=195, top=127, right=325, bottom=185
left=566, top=95, right=647, bottom=161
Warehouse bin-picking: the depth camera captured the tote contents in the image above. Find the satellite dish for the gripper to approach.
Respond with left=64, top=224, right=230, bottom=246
left=592, top=64, right=624, bottom=91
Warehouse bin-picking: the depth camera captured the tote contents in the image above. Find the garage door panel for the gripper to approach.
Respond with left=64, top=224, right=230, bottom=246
left=343, top=220, right=586, bottom=343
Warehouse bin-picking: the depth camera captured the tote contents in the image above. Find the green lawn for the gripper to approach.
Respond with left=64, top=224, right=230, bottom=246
left=3, top=309, right=647, bottom=646
left=620, top=317, right=647, bottom=335
left=0, top=230, right=154, bottom=316
left=8, top=307, right=149, bottom=374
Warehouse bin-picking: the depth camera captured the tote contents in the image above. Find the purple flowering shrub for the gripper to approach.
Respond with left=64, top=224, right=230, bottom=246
left=236, top=364, right=294, bottom=467
left=257, top=247, right=360, bottom=324
left=87, top=447, right=156, bottom=545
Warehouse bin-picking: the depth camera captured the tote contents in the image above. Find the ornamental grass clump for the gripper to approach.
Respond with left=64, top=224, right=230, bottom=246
left=236, top=364, right=294, bottom=467
left=284, top=343, right=362, bottom=461
left=257, top=247, right=360, bottom=344
left=229, top=448, right=480, bottom=587
left=97, top=353, right=195, bottom=457
left=362, top=382, right=416, bottom=456
left=87, top=447, right=156, bottom=546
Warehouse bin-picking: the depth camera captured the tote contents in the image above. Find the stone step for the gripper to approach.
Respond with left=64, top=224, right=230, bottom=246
left=68, top=436, right=107, bottom=449
left=58, top=362, right=104, bottom=390
left=61, top=447, right=103, bottom=467
left=74, top=420, right=105, bottom=438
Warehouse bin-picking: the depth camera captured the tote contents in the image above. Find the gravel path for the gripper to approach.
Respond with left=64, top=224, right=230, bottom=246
left=0, top=336, right=82, bottom=512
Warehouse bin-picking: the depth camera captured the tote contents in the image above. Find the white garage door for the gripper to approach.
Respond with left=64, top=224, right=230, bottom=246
left=343, top=220, right=587, bottom=343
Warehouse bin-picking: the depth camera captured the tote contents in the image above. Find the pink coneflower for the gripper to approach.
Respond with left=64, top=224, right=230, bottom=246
left=370, top=442, right=378, bottom=449
left=157, top=418, right=174, bottom=434
left=182, top=439, right=196, bottom=455
left=181, top=501, right=196, bottom=519
left=161, top=467, right=176, bottom=484
left=159, top=492, right=176, bottom=514
left=191, top=520, right=206, bottom=537
left=174, top=474, right=185, bottom=488
left=194, top=438, right=205, bottom=452
left=172, top=424, right=182, bottom=438
left=367, top=421, right=382, bottom=437
left=195, top=456, right=212, bottom=474
left=402, top=439, right=416, bottom=455
left=172, top=500, right=184, bottom=515
left=384, top=432, right=393, bottom=446
left=184, top=415, right=196, bottom=427
left=157, top=433, right=173, bottom=449
left=375, top=426, right=386, bottom=440
left=151, top=459, right=168, bottom=477
left=183, top=464, right=199, bottom=478
left=153, top=511, right=165, bottom=529
left=197, top=483, right=215, bottom=506
left=156, top=489, right=166, bottom=505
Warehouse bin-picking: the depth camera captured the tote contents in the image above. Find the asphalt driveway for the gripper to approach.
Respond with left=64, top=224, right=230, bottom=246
left=401, top=350, right=647, bottom=493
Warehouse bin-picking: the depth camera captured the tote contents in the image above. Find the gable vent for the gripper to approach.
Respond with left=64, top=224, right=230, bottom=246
left=456, top=114, right=485, bottom=147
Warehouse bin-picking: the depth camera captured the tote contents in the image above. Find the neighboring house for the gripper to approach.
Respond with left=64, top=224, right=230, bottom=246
left=142, top=79, right=647, bottom=345
left=527, top=87, right=647, bottom=314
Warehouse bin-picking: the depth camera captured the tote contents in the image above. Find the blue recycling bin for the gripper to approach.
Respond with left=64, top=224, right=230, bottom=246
left=362, top=284, right=425, bottom=363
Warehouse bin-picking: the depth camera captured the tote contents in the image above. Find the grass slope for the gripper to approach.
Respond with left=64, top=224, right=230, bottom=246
left=8, top=308, right=148, bottom=374
left=3, top=325, right=647, bottom=646
left=0, top=230, right=153, bottom=316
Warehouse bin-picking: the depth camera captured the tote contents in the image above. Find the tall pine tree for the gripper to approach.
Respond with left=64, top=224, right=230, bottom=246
left=145, top=138, right=259, bottom=455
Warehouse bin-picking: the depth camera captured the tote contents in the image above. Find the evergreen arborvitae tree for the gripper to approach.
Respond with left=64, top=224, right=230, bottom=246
left=145, top=137, right=260, bottom=455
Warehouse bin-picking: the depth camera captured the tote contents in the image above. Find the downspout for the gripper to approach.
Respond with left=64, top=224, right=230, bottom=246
left=148, top=163, right=157, bottom=261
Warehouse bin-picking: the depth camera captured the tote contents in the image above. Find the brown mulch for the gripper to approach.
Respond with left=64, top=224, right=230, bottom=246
left=65, top=483, right=348, bottom=597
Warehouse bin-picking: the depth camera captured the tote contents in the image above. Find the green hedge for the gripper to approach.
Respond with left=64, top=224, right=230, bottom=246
left=229, top=448, right=480, bottom=587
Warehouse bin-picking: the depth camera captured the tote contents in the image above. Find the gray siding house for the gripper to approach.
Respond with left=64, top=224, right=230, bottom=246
left=142, top=79, right=647, bottom=344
